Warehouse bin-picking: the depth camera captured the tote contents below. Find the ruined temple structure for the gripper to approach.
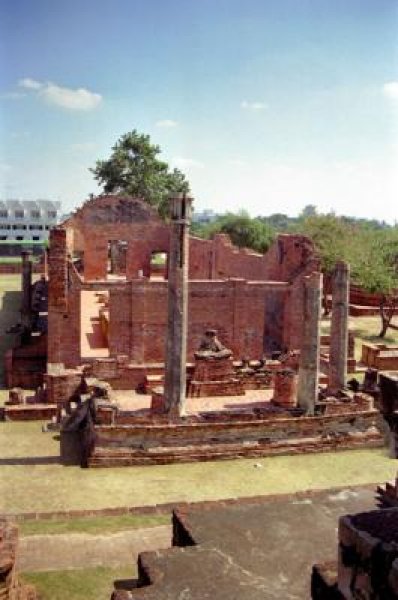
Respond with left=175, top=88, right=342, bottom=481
left=38, top=194, right=384, bottom=467
left=46, top=193, right=322, bottom=390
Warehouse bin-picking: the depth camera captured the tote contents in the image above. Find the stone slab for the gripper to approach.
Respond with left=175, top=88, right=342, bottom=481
left=121, top=486, right=377, bottom=600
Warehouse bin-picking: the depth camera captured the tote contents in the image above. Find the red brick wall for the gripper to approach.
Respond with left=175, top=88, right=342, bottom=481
left=64, top=196, right=318, bottom=284
left=47, top=197, right=320, bottom=372
left=107, top=279, right=293, bottom=363
left=48, top=229, right=81, bottom=367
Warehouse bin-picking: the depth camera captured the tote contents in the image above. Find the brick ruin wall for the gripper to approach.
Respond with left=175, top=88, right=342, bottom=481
left=47, top=196, right=319, bottom=376
left=48, top=262, right=307, bottom=371
left=88, top=408, right=383, bottom=466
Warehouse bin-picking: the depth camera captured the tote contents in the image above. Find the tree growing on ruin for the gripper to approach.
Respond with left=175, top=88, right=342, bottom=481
left=91, top=130, right=190, bottom=216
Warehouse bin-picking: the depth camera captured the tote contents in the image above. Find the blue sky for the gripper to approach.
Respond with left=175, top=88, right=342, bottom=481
left=0, top=0, right=397, bottom=221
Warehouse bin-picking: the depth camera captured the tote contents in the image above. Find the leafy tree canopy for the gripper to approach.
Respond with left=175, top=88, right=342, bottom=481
left=294, top=212, right=398, bottom=292
left=91, top=130, right=189, bottom=216
left=193, top=210, right=275, bottom=254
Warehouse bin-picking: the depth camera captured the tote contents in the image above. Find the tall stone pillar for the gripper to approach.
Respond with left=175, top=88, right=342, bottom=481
left=329, top=261, right=350, bottom=392
left=297, top=272, right=322, bottom=415
left=21, top=250, right=32, bottom=328
left=47, top=228, right=68, bottom=371
left=164, top=193, right=193, bottom=418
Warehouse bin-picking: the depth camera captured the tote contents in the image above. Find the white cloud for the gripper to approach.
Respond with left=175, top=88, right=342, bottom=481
left=18, top=78, right=102, bottom=111
left=172, top=157, right=204, bottom=170
left=383, top=81, right=398, bottom=100
left=155, top=119, right=178, bottom=128
left=241, top=100, right=267, bottom=111
left=19, top=78, right=43, bottom=90
left=41, top=83, right=102, bottom=110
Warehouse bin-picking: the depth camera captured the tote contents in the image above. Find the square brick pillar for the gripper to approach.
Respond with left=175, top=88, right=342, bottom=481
left=329, top=261, right=350, bottom=393
left=20, top=250, right=32, bottom=328
left=164, top=193, right=193, bottom=418
left=47, top=228, right=68, bottom=369
left=297, top=272, right=322, bottom=415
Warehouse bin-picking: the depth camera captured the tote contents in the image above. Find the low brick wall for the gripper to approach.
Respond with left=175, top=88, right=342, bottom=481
left=2, top=404, right=58, bottom=421
left=89, top=410, right=384, bottom=466
left=361, top=342, right=398, bottom=370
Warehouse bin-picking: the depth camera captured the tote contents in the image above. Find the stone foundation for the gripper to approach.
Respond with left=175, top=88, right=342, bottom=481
left=88, top=408, right=383, bottom=467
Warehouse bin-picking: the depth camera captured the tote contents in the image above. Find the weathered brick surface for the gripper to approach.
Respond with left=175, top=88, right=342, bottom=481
left=273, top=369, right=297, bottom=407
left=3, top=404, right=57, bottom=421
left=88, top=410, right=383, bottom=466
left=338, top=509, right=398, bottom=598
left=0, top=519, right=37, bottom=599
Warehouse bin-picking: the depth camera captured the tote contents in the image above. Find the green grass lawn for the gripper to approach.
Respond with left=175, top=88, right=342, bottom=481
left=0, top=421, right=395, bottom=514
left=22, top=565, right=136, bottom=600
left=20, top=513, right=170, bottom=536
left=321, top=314, right=398, bottom=362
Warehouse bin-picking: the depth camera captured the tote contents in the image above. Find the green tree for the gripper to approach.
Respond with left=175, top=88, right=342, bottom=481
left=195, top=210, right=275, bottom=254
left=296, top=213, right=398, bottom=336
left=294, top=213, right=355, bottom=314
left=91, top=130, right=189, bottom=216
left=350, top=228, right=398, bottom=337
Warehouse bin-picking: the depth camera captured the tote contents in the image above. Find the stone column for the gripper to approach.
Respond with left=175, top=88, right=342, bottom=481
left=164, top=193, right=193, bottom=418
left=329, top=261, right=350, bottom=393
left=297, top=272, right=322, bottom=414
left=21, top=250, right=32, bottom=327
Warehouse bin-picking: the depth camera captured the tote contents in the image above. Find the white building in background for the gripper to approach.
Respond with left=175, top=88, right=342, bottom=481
left=192, top=209, right=218, bottom=225
left=0, top=200, right=61, bottom=242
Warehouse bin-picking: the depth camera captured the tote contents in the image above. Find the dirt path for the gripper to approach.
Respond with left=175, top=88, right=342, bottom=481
left=17, top=525, right=171, bottom=572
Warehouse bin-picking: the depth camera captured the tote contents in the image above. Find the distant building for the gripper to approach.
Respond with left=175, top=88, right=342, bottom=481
left=192, top=209, right=218, bottom=225
left=0, top=199, right=61, bottom=242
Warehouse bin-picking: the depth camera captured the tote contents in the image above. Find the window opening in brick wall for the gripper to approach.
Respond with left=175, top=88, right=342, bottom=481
left=150, top=251, right=167, bottom=279
left=107, top=240, right=127, bottom=279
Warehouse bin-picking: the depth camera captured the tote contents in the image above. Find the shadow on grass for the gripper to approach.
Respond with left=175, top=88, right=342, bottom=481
left=0, top=456, right=60, bottom=466
left=354, top=330, right=397, bottom=345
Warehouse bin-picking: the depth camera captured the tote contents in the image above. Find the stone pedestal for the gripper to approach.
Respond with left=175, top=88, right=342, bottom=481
left=189, top=357, right=244, bottom=397
left=6, top=388, right=24, bottom=406
left=273, top=369, right=297, bottom=408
